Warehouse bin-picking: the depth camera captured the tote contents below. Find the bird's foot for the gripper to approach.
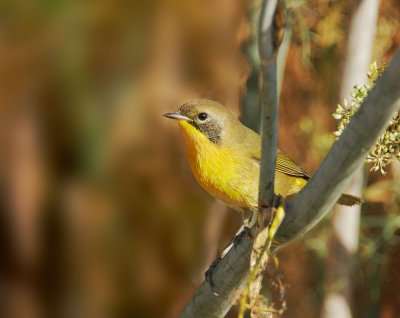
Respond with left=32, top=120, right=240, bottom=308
left=246, top=208, right=259, bottom=229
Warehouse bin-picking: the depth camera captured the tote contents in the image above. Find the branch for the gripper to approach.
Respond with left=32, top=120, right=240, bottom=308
left=275, top=50, right=400, bottom=243
left=239, top=0, right=284, bottom=314
left=258, top=0, right=281, bottom=206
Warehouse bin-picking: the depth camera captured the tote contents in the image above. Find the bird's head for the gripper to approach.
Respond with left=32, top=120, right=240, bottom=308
left=164, top=99, right=236, bottom=145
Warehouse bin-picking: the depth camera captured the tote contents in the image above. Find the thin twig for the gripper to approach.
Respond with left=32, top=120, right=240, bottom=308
left=238, top=200, right=286, bottom=318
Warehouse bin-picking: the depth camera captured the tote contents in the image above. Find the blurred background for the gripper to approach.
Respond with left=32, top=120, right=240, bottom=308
left=0, top=0, right=399, bottom=317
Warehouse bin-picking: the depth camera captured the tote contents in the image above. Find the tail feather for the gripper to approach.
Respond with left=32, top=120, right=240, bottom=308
left=337, top=193, right=364, bottom=206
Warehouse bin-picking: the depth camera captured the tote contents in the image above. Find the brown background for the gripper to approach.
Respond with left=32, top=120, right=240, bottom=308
left=0, top=0, right=399, bottom=317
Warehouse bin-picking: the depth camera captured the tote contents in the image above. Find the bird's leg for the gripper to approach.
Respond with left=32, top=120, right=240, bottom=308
left=246, top=208, right=259, bottom=229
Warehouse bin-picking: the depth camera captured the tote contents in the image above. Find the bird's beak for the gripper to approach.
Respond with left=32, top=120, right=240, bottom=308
left=163, top=112, right=190, bottom=121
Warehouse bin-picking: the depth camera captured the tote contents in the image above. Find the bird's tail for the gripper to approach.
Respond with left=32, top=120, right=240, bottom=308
left=337, top=193, right=364, bottom=206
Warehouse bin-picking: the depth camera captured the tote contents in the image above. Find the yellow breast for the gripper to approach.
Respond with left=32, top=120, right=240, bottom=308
left=178, top=121, right=307, bottom=210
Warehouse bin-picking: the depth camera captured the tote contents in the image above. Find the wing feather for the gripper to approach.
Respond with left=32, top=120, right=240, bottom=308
left=275, top=150, right=310, bottom=179
left=251, top=149, right=310, bottom=179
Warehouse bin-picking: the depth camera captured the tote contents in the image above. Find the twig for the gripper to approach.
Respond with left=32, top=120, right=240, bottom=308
left=238, top=199, right=286, bottom=318
left=244, top=1, right=284, bottom=315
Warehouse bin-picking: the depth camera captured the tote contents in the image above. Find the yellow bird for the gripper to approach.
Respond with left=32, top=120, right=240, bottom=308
left=164, top=99, right=362, bottom=226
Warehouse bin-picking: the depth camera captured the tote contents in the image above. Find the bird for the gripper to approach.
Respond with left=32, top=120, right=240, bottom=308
left=164, top=99, right=362, bottom=227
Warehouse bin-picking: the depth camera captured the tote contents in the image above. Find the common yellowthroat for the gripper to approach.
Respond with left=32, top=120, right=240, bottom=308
left=164, top=99, right=362, bottom=226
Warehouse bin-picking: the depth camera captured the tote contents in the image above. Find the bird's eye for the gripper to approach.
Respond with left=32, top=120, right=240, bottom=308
left=198, top=112, right=208, bottom=121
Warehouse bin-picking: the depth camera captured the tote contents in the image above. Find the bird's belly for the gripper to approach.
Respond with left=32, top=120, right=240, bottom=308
left=187, top=145, right=307, bottom=210
left=187, top=146, right=259, bottom=209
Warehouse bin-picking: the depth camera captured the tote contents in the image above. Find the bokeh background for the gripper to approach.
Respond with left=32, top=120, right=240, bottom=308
left=0, top=0, right=399, bottom=317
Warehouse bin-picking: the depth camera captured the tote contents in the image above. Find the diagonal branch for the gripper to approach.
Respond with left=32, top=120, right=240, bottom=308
left=275, top=50, right=400, bottom=243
